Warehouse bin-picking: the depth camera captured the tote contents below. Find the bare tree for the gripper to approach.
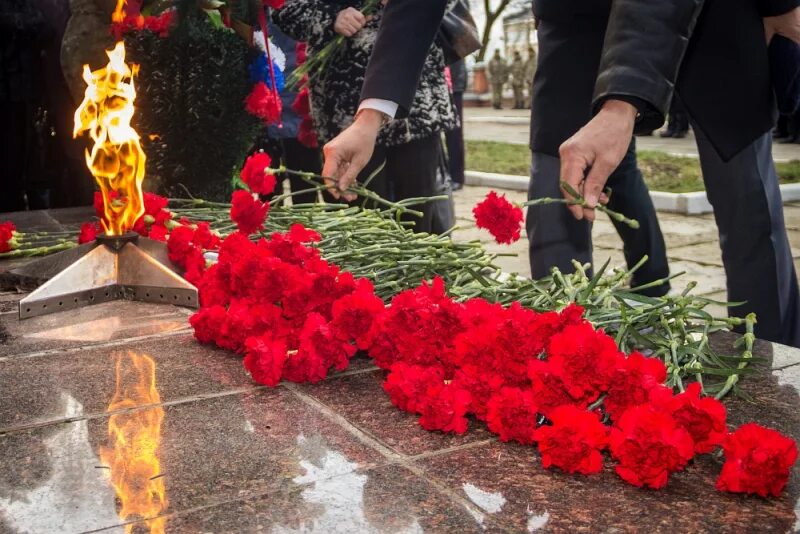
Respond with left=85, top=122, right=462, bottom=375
left=475, top=0, right=530, bottom=62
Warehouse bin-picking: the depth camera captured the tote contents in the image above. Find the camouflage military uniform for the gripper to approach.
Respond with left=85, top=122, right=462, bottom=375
left=524, top=47, right=537, bottom=108
left=487, top=52, right=508, bottom=109
left=510, top=53, right=526, bottom=109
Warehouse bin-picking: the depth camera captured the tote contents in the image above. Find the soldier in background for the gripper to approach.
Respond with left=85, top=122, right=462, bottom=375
left=510, top=50, right=526, bottom=109
left=524, top=45, right=536, bottom=108
left=487, top=49, right=507, bottom=109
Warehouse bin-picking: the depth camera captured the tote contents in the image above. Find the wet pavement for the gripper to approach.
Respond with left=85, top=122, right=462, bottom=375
left=1, top=211, right=800, bottom=532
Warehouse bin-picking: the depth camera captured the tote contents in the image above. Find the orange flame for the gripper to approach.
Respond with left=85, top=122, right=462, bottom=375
left=73, top=40, right=146, bottom=236
left=99, top=352, right=168, bottom=534
left=112, top=0, right=127, bottom=23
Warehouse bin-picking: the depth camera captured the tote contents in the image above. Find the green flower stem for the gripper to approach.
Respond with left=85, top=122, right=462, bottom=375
left=714, top=313, right=756, bottom=399
left=523, top=182, right=639, bottom=230
left=0, top=242, right=76, bottom=258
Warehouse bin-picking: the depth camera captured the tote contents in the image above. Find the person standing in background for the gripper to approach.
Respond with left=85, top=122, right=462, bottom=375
left=488, top=48, right=507, bottom=110
left=510, top=50, right=526, bottom=109
left=524, top=45, right=537, bottom=108
left=445, top=58, right=466, bottom=191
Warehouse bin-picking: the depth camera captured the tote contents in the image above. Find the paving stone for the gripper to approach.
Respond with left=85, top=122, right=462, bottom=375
left=783, top=204, right=800, bottom=232
left=696, top=290, right=731, bottom=320
left=667, top=260, right=727, bottom=295
left=668, top=241, right=724, bottom=267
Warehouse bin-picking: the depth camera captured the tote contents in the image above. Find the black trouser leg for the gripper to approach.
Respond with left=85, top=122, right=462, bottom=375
left=528, top=140, right=670, bottom=296
left=527, top=152, right=593, bottom=277
left=445, top=92, right=465, bottom=185
left=384, top=135, right=440, bottom=234
left=605, top=140, right=670, bottom=296
left=695, top=127, right=800, bottom=347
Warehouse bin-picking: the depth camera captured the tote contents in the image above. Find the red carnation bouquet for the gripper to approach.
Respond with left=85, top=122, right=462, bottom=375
left=179, top=175, right=798, bottom=499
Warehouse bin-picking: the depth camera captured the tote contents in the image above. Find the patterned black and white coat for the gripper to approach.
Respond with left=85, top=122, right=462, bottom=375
left=273, top=0, right=457, bottom=147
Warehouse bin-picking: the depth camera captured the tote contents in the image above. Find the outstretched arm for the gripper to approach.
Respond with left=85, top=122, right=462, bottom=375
left=559, top=0, right=705, bottom=222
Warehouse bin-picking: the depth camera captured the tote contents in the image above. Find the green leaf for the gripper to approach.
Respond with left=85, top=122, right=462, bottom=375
left=204, top=9, right=224, bottom=28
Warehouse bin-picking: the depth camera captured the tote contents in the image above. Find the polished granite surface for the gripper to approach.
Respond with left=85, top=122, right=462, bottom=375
left=3, top=253, right=800, bottom=532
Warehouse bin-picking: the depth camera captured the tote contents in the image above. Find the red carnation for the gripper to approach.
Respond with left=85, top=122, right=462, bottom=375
left=383, top=362, right=445, bottom=414
left=197, top=263, right=231, bottom=308
left=418, top=383, right=472, bottom=435
left=609, top=403, right=695, bottom=489
left=604, top=352, right=669, bottom=422
left=230, top=190, right=269, bottom=235
left=485, top=387, right=540, bottom=445
left=143, top=192, right=169, bottom=217
left=472, top=191, right=524, bottom=244
left=244, top=335, right=287, bottom=387
left=0, top=221, right=17, bottom=253
left=245, top=82, right=282, bottom=125
left=241, top=152, right=277, bottom=195
left=287, top=223, right=321, bottom=243
left=282, top=345, right=330, bottom=384
left=527, top=360, right=584, bottom=418
left=148, top=223, right=168, bottom=242
left=167, top=225, right=195, bottom=265
left=716, top=423, right=797, bottom=497
left=452, top=365, right=505, bottom=419
left=546, top=322, right=624, bottom=403
left=652, top=382, right=727, bottom=454
left=330, top=278, right=385, bottom=350
left=189, top=305, right=228, bottom=345
left=534, top=405, right=608, bottom=475
left=368, top=277, right=465, bottom=371
left=192, top=222, right=221, bottom=251
left=298, top=312, right=356, bottom=372
left=78, top=222, right=99, bottom=244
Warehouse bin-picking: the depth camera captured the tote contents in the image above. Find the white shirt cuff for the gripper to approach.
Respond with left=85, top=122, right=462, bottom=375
left=358, top=98, right=399, bottom=120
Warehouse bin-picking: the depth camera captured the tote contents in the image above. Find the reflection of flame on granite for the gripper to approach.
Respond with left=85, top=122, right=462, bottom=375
left=99, top=351, right=167, bottom=534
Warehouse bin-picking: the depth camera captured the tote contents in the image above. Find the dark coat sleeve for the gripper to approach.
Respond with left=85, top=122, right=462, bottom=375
left=760, top=0, right=800, bottom=16
left=592, top=0, right=704, bottom=132
left=360, top=0, right=448, bottom=117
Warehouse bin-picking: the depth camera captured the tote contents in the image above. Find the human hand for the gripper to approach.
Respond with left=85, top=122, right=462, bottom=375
left=321, top=108, right=384, bottom=201
left=558, top=99, right=637, bottom=221
left=765, top=7, right=800, bottom=45
left=334, top=7, right=368, bottom=37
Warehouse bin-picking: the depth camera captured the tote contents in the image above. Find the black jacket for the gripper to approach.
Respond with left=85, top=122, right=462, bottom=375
left=360, top=0, right=448, bottom=117
left=532, top=0, right=799, bottom=161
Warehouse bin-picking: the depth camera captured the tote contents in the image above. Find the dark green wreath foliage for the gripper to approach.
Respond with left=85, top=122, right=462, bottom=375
left=124, top=14, right=261, bottom=201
